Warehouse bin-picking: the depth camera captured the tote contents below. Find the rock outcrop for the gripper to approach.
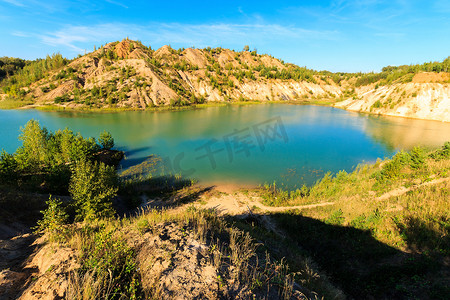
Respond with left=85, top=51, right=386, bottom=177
left=335, top=82, right=450, bottom=122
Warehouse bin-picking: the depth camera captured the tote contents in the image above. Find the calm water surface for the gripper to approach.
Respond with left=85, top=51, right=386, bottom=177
left=1, top=104, right=449, bottom=187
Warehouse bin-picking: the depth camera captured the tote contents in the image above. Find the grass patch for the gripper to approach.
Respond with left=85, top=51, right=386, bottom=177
left=34, top=104, right=68, bottom=111
left=258, top=144, right=450, bottom=207
left=67, top=223, right=141, bottom=299
left=0, top=99, right=33, bottom=109
left=250, top=143, right=450, bottom=299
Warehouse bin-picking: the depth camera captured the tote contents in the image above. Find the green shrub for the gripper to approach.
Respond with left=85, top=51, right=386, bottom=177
left=54, top=94, right=70, bottom=103
left=310, top=172, right=340, bottom=198
left=0, top=150, right=18, bottom=181
left=14, top=120, right=100, bottom=176
left=326, top=209, right=344, bottom=225
left=0, top=120, right=108, bottom=193
left=371, top=100, right=383, bottom=109
left=409, top=146, right=427, bottom=170
left=349, top=215, right=368, bottom=230
left=34, top=196, right=68, bottom=240
left=69, top=159, right=118, bottom=220
left=374, top=151, right=410, bottom=181
left=77, top=226, right=142, bottom=299
left=15, top=119, right=50, bottom=172
left=430, top=142, right=450, bottom=160
left=99, top=131, right=115, bottom=150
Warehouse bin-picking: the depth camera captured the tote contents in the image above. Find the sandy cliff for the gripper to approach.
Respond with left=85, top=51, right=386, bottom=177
left=335, top=80, right=450, bottom=122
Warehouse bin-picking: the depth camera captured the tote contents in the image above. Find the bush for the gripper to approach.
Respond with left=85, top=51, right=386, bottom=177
left=374, top=151, right=410, bottom=181
left=15, top=120, right=50, bottom=172
left=409, top=146, right=427, bottom=170
left=1, top=121, right=123, bottom=220
left=0, top=150, right=18, bottom=181
left=40, top=86, right=50, bottom=93
left=14, top=120, right=100, bottom=177
left=326, top=209, right=344, bottom=225
left=73, top=226, right=141, bottom=299
left=69, top=159, right=118, bottom=220
left=34, top=196, right=68, bottom=240
left=371, top=100, right=383, bottom=109
left=99, top=131, right=114, bottom=150
left=430, top=142, right=450, bottom=160
left=54, top=94, right=70, bottom=103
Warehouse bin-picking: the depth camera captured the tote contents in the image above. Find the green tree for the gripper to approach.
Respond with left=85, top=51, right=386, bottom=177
left=0, top=150, right=18, bottom=181
left=15, top=120, right=49, bottom=172
left=35, top=196, right=68, bottom=240
left=1, top=53, right=67, bottom=95
left=99, top=130, right=115, bottom=150
left=14, top=120, right=100, bottom=173
left=0, top=121, right=119, bottom=195
left=51, top=128, right=98, bottom=164
left=69, top=159, right=118, bottom=220
left=243, top=45, right=250, bottom=52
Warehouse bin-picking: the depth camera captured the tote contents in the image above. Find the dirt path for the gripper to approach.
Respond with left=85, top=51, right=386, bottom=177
left=140, top=190, right=335, bottom=239
left=160, top=176, right=450, bottom=218
left=189, top=192, right=335, bottom=216
left=143, top=176, right=450, bottom=239
left=376, top=177, right=450, bottom=201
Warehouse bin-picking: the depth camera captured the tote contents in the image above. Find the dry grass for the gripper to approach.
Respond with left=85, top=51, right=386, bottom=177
left=50, top=206, right=336, bottom=299
left=67, top=269, right=115, bottom=300
left=132, top=207, right=310, bottom=298
left=255, top=144, right=450, bottom=298
left=299, top=179, right=449, bottom=252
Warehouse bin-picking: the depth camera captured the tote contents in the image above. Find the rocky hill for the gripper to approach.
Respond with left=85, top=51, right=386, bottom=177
left=0, top=39, right=342, bottom=109
left=0, top=39, right=449, bottom=122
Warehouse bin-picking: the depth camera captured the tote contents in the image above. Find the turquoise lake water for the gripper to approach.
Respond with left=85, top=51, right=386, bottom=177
left=1, top=104, right=449, bottom=187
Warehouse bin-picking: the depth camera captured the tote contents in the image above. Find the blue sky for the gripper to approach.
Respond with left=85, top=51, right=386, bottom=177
left=0, top=0, right=449, bottom=72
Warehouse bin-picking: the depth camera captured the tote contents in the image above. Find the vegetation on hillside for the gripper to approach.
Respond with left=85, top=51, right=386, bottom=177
left=1, top=54, right=68, bottom=97
left=353, top=56, right=450, bottom=87
left=0, top=56, right=28, bottom=80
left=0, top=39, right=448, bottom=112
left=254, top=143, right=450, bottom=299
left=0, top=39, right=341, bottom=109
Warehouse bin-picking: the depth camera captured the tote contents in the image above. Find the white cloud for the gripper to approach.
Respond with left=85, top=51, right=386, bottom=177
left=40, top=24, right=129, bottom=51
left=105, top=0, right=128, bottom=9
left=1, top=0, right=25, bottom=7
left=37, top=22, right=339, bottom=53
left=11, top=31, right=31, bottom=37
